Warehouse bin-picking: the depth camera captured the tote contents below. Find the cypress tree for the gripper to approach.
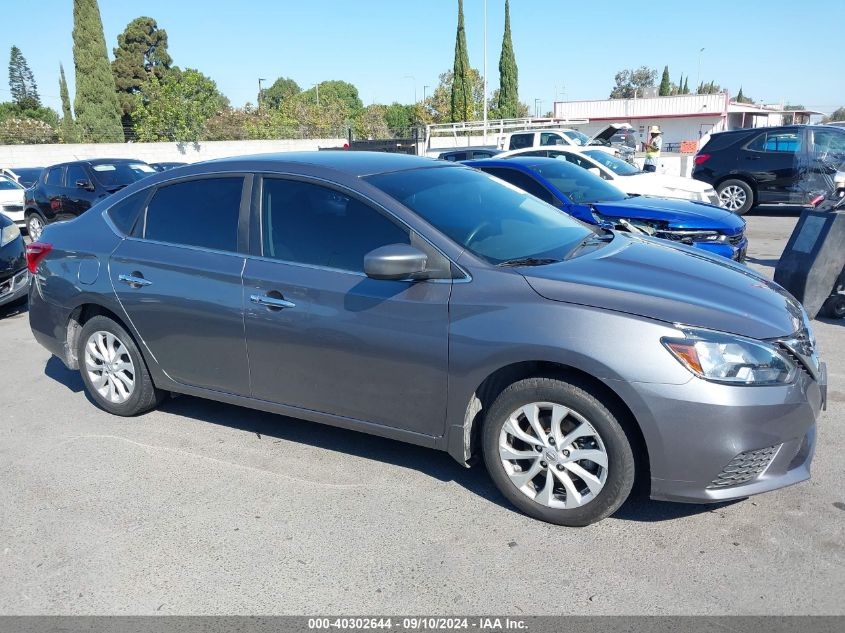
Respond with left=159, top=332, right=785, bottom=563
left=682, top=77, right=689, bottom=94
left=59, top=64, right=79, bottom=143
left=73, top=0, right=124, bottom=142
left=736, top=86, right=744, bottom=103
left=658, top=65, right=671, bottom=96
left=450, top=0, right=472, bottom=122
left=497, top=0, right=519, bottom=119
left=8, top=45, right=40, bottom=109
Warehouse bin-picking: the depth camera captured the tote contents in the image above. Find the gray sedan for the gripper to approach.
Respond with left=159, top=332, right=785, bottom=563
left=26, top=152, right=826, bottom=526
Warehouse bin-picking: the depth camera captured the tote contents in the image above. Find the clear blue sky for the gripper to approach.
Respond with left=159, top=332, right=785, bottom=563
left=1, top=0, right=842, bottom=116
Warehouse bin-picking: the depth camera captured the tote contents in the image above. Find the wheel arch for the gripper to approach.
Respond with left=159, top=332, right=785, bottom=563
left=714, top=173, right=758, bottom=204
left=65, top=303, right=136, bottom=370
left=452, top=360, right=651, bottom=490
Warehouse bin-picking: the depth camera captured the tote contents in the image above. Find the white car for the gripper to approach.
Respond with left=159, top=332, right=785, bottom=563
left=497, top=146, right=719, bottom=204
left=0, top=176, right=25, bottom=228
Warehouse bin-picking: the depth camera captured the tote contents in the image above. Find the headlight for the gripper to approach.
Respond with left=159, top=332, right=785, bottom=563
left=0, top=223, right=20, bottom=247
left=662, top=329, right=796, bottom=385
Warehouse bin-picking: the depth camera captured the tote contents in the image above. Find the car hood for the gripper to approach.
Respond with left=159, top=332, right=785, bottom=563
left=591, top=123, right=630, bottom=144
left=590, top=196, right=744, bottom=231
left=622, top=173, right=711, bottom=193
left=522, top=233, right=805, bottom=340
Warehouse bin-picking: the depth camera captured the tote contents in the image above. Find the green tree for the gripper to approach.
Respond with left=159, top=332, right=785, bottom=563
left=58, top=64, right=79, bottom=143
left=0, top=101, right=60, bottom=127
left=609, top=66, right=657, bottom=99
left=383, top=102, right=415, bottom=136
left=112, top=16, right=172, bottom=129
left=354, top=104, right=390, bottom=139
left=300, top=80, right=362, bottom=124
left=429, top=68, right=485, bottom=123
left=735, top=87, right=754, bottom=104
left=73, top=0, right=124, bottom=142
left=822, top=106, right=845, bottom=123
left=263, top=77, right=301, bottom=110
left=682, top=77, right=689, bottom=94
left=133, top=68, right=226, bottom=141
left=450, top=0, right=472, bottom=121
left=8, top=46, right=40, bottom=110
left=0, top=117, right=57, bottom=144
left=497, top=0, right=519, bottom=119
left=658, top=65, right=671, bottom=96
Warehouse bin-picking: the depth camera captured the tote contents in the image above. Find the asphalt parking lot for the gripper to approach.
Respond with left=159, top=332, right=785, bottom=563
left=1, top=207, right=842, bottom=615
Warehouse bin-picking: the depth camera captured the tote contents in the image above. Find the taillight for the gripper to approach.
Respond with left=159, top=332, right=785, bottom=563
left=26, top=241, right=52, bottom=273
left=693, top=153, right=711, bottom=165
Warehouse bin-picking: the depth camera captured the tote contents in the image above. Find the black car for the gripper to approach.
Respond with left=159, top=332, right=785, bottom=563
left=0, top=212, right=27, bottom=310
left=438, top=147, right=501, bottom=161
left=24, top=159, right=156, bottom=239
left=692, top=125, right=845, bottom=214
left=150, top=162, right=188, bottom=172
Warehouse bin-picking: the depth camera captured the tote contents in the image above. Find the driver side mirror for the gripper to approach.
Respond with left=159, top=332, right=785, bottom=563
left=76, top=179, right=94, bottom=191
left=364, top=244, right=428, bottom=281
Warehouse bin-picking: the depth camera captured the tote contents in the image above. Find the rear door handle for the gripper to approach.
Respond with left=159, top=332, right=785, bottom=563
left=250, top=293, right=296, bottom=309
left=118, top=273, right=152, bottom=288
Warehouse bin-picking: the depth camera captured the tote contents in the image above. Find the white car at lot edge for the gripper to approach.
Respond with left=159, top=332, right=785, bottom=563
left=0, top=176, right=25, bottom=228
left=497, top=146, right=720, bottom=205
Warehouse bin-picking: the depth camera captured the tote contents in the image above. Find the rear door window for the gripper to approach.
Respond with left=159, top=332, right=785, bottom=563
left=481, top=167, right=558, bottom=205
left=509, top=133, right=534, bottom=150
left=143, top=177, right=244, bottom=252
left=45, top=166, right=64, bottom=186
left=747, top=131, right=802, bottom=153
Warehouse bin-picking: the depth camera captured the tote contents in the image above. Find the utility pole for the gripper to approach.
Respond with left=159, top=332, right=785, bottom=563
left=258, top=77, right=266, bottom=111
left=313, top=83, right=320, bottom=106
left=697, top=47, right=705, bottom=93
left=483, top=0, right=488, bottom=143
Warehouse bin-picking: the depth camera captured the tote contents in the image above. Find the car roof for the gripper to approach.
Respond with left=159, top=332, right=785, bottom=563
left=200, top=151, right=447, bottom=177
left=465, top=156, right=563, bottom=170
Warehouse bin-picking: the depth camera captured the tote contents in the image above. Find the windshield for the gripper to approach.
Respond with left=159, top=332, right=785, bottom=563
left=518, top=159, right=628, bottom=204
left=563, top=130, right=590, bottom=146
left=366, top=166, right=593, bottom=265
left=583, top=150, right=641, bottom=176
left=90, top=162, right=156, bottom=188
left=0, top=177, right=24, bottom=191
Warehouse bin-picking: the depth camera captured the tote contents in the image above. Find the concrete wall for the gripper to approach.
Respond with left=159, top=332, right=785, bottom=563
left=0, top=138, right=347, bottom=168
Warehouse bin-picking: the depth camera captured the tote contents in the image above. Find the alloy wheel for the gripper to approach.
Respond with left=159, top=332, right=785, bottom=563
left=498, top=402, right=608, bottom=509
left=27, top=215, right=43, bottom=240
left=84, top=331, right=136, bottom=404
left=718, top=185, right=747, bottom=211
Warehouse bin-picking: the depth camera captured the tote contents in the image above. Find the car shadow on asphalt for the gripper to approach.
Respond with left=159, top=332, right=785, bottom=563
left=44, top=355, right=85, bottom=393
left=748, top=205, right=805, bottom=217
left=0, top=298, right=28, bottom=319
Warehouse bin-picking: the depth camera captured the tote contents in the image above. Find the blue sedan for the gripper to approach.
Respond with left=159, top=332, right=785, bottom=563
left=465, top=157, right=748, bottom=261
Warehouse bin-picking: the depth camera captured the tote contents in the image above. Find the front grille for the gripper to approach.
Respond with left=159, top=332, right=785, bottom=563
left=728, top=232, right=745, bottom=246
left=707, top=444, right=781, bottom=489
left=0, top=269, right=28, bottom=298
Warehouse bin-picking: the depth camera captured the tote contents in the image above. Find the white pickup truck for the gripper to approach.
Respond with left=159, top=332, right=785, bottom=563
left=498, top=124, right=632, bottom=160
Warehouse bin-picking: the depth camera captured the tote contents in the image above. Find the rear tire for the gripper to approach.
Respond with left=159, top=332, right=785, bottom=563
left=821, top=295, right=845, bottom=320
left=482, top=377, right=635, bottom=527
left=77, top=315, right=165, bottom=416
left=25, top=213, right=45, bottom=240
left=717, top=179, right=755, bottom=215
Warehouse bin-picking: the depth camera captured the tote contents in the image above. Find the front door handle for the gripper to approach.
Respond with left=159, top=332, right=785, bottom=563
left=250, top=293, right=296, bottom=309
left=118, top=273, right=152, bottom=288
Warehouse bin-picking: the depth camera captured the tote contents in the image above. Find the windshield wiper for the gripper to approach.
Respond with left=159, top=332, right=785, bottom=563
left=497, top=257, right=561, bottom=268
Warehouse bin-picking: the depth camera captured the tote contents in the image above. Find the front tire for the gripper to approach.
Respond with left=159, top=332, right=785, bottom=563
left=77, top=315, right=165, bottom=416
left=482, top=377, right=635, bottom=527
left=821, top=294, right=845, bottom=320
left=717, top=179, right=755, bottom=215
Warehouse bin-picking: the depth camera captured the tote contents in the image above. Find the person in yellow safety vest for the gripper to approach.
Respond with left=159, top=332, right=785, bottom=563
left=643, top=125, right=662, bottom=173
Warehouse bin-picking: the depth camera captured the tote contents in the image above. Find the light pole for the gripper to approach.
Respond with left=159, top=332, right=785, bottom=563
left=403, top=75, right=417, bottom=104
left=483, top=0, right=488, bottom=142
left=257, top=77, right=267, bottom=111
left=312, top=83, right=320, bottom=106
left=697, top=47, right=705, bottom=93
left=534, top=99, right=541, bottom=118
left=423, top=85, right=429, bottom=103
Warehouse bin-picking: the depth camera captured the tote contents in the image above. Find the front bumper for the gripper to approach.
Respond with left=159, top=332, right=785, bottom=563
left=619, top=361, right=826, bottom=504
left=0, top=268, right=29, bottom=306
left=691, top=237, right=748, bottom=262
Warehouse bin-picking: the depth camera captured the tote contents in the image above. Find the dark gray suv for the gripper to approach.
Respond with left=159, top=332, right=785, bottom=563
left=27, top=152, right=826, bottom=526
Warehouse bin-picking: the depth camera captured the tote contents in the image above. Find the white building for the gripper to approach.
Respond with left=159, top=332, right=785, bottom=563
left=553, top=94, right=820, bottom=150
